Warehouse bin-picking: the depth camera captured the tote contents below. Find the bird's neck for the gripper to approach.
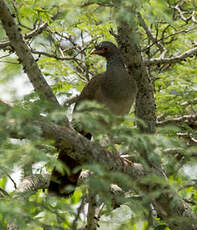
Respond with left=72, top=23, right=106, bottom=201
left=101, top=54, right=130, bottom=101
left=106, top=55, right=125, bottom=72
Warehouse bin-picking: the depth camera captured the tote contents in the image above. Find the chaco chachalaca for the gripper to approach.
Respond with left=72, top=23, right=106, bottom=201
left=48, top=41, right=137, bottom=197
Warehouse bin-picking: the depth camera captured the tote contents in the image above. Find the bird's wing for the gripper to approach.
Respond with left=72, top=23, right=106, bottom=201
left=78, top=73, right=104, bottom=101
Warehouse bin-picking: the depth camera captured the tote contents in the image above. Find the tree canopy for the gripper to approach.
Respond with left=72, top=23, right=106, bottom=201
left=0, top=0, right=197, bottom=229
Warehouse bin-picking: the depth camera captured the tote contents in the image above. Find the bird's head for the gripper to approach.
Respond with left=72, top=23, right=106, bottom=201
left=90, top=41, right=120, bottom=58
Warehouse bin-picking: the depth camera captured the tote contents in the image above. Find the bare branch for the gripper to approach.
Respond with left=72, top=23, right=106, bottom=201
left=142, top=25, right=197, bottom=54
left=191, top=10, right=197, bottom=23
left=24, top=22, right=48, bottom=39
left=168, top=3, right=194, bottom=23
left=177, top=132, right=197, bottom=146
left=174, top=4, right=192, bottom=22
left=12, top=0, right=33, bottom=31
left=144, top=46, right=197, bottom=66
left=31, top=49, right=79, bottom=61
left=3, top=170, right=17, bottom=189
left=0, top=187, right=9, bottom=197
left=137, top=12, right=166, bottom=55
left=157, top=114, right=197, bottom=127
left=0, top=22, right=48, bottom=50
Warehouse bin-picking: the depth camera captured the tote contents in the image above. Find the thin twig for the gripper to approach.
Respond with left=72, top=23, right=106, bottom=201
left=0, top=22, right=48, bottom=50
left=72, top=195, right=87, bottom=230
left=157, top=113, right=197, bottom=126
left=138, top=12, right=165, bottom=54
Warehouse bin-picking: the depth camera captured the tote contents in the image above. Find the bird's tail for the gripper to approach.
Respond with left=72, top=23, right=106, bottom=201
left=48, top=149, right=81, bottom=197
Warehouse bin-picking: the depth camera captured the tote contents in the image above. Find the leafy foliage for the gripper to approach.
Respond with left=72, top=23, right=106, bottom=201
left=0, top=0, right=197, bottom=229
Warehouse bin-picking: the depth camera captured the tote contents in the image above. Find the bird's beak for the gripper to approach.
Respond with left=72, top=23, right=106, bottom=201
left=90, top=49, right=96, bottom=54
left=90, top=48, right=105, bottom=55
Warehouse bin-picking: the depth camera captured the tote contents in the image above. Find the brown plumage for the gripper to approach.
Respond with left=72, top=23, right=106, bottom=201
left=48, top=41, right=137, bottom=197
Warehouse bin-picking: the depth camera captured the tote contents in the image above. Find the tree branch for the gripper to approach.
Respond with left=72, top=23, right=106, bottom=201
left=31, top=49, right=79, bottom=61
left=14, top=174, right=49, bottom=198
left=0, top=22, right=48, bottom=50
left=144, top=46, right=197, bottom=66
left=157, top=114, right=197, bottom=127
left=116, top=22, right=156, bottom=134
left=168, top=3, right=197, bottom=24
left=0, top=0, right=59, bottom=105
left=137, top=12, right=166, bottom=55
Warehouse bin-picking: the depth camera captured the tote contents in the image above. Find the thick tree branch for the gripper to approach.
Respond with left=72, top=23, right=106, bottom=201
left=37, top=119, right=145, bottom=178
left=116, top=22, right=156, bottom=133
left=0, top=0, right=59, bottom=105
left=14, top=174, right=49, bottom=198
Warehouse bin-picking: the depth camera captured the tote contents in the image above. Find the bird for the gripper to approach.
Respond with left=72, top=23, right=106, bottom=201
left=48, top=41, right=137, bottom=197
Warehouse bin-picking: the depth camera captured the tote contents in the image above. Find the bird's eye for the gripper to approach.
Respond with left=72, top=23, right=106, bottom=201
left=104, top=47, right=108, bottom=51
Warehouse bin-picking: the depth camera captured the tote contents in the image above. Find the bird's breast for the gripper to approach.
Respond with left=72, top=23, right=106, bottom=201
left=95, top=84, right=135, bottom=115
